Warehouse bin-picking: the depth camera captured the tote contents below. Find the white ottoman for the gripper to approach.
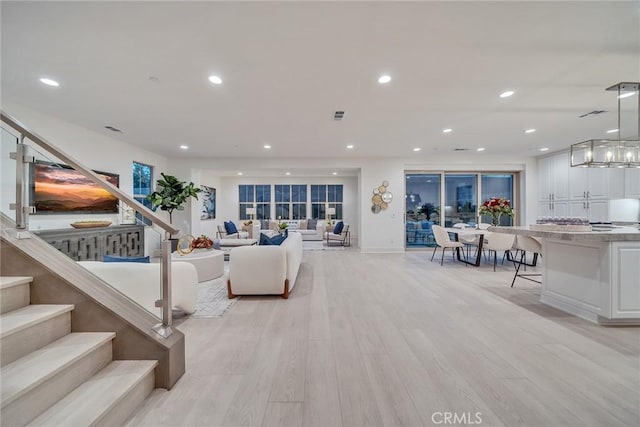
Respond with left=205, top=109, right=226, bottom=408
left=172, top=249, right=224, bottom=282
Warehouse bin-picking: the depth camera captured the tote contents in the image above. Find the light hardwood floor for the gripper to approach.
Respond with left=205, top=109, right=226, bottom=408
left=125, top=247, right=640, bottom=427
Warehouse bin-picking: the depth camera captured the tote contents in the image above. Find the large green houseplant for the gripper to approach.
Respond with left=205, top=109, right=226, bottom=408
left=147, top=173, right=201, bottom=225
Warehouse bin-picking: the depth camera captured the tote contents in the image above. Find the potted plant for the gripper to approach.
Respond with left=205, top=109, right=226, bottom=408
left=147, top=173, right=201, bottom=224
left=147, top=173, right=201, bottom=251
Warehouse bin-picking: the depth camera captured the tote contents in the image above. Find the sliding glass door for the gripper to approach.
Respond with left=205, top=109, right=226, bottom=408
left=481, top=174, right=514, bottom=226
left=444, top=174, right=478, bottom=227
left=406, top=171, right=516, bottom=248
left=405, top=174, right=440, bottom=247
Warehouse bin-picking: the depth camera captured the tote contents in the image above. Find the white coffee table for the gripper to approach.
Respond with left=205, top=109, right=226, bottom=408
left=172, top=249, right=224, bottom=282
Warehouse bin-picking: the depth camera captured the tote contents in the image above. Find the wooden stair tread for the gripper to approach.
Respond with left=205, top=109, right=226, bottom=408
left=1, top=332, right=115, bottom=407
left=0, top=276, right=33, bottom=290
left=27, top=360, right=158, bottom=427
left=0, top=304, right=74, bottom=338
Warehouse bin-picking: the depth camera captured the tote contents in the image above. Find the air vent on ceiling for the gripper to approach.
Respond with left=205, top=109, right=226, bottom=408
left=578, top=110, right=606, bottom=118
left=333, top=111, right=345, bottom=120
left=104, top=125, right=123, bottom=133
left=453, top=148, right=469, bottom=151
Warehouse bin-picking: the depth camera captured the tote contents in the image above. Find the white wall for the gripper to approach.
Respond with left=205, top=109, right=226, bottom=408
left=359, top=159, right=406, bottom=252
left=3, top=104, right=169, bottom=232
left=189, top=169, right=222, bottom=239
left=2, top=107, right=540, bottom=254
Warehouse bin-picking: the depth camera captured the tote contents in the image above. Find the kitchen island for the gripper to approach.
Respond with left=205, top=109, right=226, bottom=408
left=491, top=225, right=640, bottom=325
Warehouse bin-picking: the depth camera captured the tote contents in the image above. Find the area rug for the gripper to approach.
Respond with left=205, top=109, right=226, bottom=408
left=190, top=274, right=238, bottom=318
left=302, top=240, right=346, bottom=251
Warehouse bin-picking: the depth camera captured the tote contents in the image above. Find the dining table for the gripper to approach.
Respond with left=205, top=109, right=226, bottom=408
left=444, top=227, right=490, bottom=267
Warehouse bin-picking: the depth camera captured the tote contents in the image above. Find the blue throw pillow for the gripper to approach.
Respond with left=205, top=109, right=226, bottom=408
left=259, top=233, right=273, bottom=245
left=227, top=221, right=238, bottom=234
left=421, top=220, right=433, bottom=230
left=333, top=221, right=344, bottom=234
left=259, top=231, right=288, bottom=246
left=224, top=221, right=232, bottom=234
left=103, top=255, right=150, bottom=263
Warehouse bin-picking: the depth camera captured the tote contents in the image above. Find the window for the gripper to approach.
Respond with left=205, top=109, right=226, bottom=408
left=275, top=184, right=307, bottom=219
left=311, top=184, right=343, bottom=220
left=132, top=161, right=153, bottom=225
left=239, top=185, right=271, bottom=220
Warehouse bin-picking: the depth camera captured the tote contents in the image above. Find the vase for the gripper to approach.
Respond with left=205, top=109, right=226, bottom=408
left=491, top=213, right=502, bottom=226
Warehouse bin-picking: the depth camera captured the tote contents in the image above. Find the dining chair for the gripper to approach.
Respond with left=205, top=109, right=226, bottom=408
left=510, top=235, right=542, bottom=286
left=431, top=225, right=466, bottom=266
left=452, top=224, right=481, bottom=259
left=483, top=233, right=515, bottom=271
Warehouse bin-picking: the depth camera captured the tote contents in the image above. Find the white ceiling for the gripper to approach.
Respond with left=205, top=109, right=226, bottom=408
left=2, top=1, right=639, bottom=161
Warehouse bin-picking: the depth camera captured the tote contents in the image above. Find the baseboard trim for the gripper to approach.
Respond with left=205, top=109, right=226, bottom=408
left=360, top=247, right=405, bottom=254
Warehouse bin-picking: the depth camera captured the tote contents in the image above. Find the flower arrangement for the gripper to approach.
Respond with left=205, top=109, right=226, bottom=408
left=243, top=220, right=253, bottom=226
left=479, top=197, right=513, bottom=225
left=191, top=234, right=214, bottom=249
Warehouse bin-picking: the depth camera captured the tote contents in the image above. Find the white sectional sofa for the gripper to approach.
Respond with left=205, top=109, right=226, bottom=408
left=260, top=219, right=324, bottom=241
left=78, top=260, right=198, bottom=315
left=227, top=231, right=303, bottom=299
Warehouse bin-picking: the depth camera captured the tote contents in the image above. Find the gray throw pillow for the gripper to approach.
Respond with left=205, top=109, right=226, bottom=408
left=260, top=219, right=269, bottom=229
left=307, top=219, right=318, bottom=230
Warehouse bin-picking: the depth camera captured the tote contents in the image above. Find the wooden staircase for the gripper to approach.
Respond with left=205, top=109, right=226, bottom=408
left=0, top=276, right=157, bottom=426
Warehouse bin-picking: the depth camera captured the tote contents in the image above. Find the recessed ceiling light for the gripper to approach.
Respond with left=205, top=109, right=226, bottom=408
left=378, top=75, right=391, bottom=84
left=263, top=144, right=271, bottom=149
left=525, top=128, right=536, bottom=134
left=179, top=145, right=189, bottom=150
left=606, top=128, right=619, bottom=134
left=540, top=147, right=549, bottom=152
left=442, top=128, right=452, bottom=134
left=39, top=78, right=59, bottom=87
left=477, top=147, right=486, bottom=152
left=499, top=90, right=514, bottom=98
left=413, top=147, right=421, bottom=152
left=346, top=144, right=354, bottom=149
left=285, top=172, right=291, bottom=176
left=237, top=172, right=243, bottom=176
left=208, top=75, right=222, bottom=85
left=618, top=92, right=636, bottom=99
left=332, top=172, right=338, bottom=175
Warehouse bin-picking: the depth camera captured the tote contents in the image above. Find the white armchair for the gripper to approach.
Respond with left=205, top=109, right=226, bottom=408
left=324, top=223, right=350, bottom=246
left=217, top=223, right=249, bottom=239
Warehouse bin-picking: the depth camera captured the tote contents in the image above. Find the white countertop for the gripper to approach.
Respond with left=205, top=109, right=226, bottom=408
left=489, top=225, right=640, bottom=242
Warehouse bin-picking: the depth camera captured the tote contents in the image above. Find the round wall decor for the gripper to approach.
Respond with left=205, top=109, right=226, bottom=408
left=371, top=181, right=392, bottom=214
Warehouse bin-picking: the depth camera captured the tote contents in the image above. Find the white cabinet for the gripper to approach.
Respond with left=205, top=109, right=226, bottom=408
left=569, top=200, right=588, bottom=218
left=588, top=200, right=609, bottom=222
left=625, top=169, right=640, bottom=198
left=553, top=152, right=569, bottom=200
left=538, top=151, right=570, bottom=218
left=587, top=168, right=609, bottom=199
left=539, top=151, right=639, bottom=221
left=569, top=167, right=620, bottom=201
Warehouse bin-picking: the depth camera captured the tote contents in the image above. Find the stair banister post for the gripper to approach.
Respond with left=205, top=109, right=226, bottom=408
left=161, top=234, right=172, bottom=327
left=10, top=135, right=35, bottom=230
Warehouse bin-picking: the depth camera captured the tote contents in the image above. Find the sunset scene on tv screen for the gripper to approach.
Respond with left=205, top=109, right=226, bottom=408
left=34, top=164, right=119, bottom=213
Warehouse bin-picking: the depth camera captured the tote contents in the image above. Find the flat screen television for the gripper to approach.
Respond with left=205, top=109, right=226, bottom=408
left=30, top=161, right=120, bottom=214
